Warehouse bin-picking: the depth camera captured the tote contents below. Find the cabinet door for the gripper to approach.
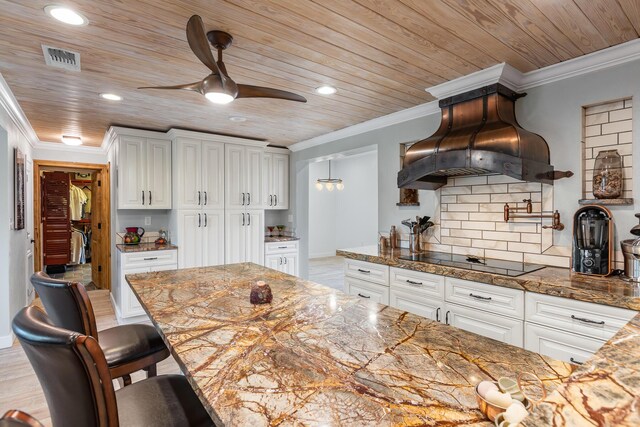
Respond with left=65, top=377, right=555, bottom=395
left=390, top=286, right=442, bottom=321
left=175, top=138, right=202, bottom=209
left=177, top=210, right=202, bottom=269
left=263, top=153, right=274, bottom=209
left=202, top=141, right=225, bottom=210
left=272, top=153, right=289, bottom=209
left=284, top=253, right=298, bottom=276
left=445, top=303, right=524, bottom=347
left=245, top=147, right=264, bottom=209
left=245, top=210, right=264, bottom=265
left=344, top=276, right=389, bottom=305
left=146, top=138, right=172, bottom=209
left=122, top=266, right=149, bottom=318
left=265, top=254, right=283, bottom=272
left=524, top=323, right=604, bottom=365
left=118, top=136, right=146, bottom=209
left=225, top=144, right=245, bottom=209
left=202, top=210, right=224, bottom=267
left=225, top=210, right=246, bottom=264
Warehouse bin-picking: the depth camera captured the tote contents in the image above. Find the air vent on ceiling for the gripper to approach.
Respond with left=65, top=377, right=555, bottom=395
left=42, top=44, right=81, bottom=71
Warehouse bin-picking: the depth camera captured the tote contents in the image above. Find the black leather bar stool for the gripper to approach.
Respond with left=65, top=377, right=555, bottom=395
left=30, top=272, right=169, bottom=385
left=13, top=306, right=213, bottom=427
left=0, top=410, right=43, bottom=427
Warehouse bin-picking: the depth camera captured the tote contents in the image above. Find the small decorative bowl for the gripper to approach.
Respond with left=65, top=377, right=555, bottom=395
left=475, top=383, right=531, bottom=422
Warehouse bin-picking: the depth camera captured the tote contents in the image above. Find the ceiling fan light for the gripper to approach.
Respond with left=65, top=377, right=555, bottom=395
left=100, top=93, right=122, bottom=101
left=61, top=135, right=82, bottom=146
left=315, top=85, right=337, bottom=95
left=44, top=5, right=88, bottom=26
left=205, top=91, right=235, bottom=104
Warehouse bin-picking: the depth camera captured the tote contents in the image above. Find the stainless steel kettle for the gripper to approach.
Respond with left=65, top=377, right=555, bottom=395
left=621, top=214, right=640, bottom=282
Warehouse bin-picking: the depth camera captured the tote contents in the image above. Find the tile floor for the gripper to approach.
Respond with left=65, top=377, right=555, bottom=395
left=308, top=256, right=345, bottom=291
left=47, top=263, right=96, bottom=290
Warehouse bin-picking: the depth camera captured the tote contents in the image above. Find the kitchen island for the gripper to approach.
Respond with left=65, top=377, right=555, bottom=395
left=127, top=263, right=571, bottom=426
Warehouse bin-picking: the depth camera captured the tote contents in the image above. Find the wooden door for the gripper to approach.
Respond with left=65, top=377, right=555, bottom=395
left=91, top=170, right=105, bottom=288
left=42, top=171, right=70, bottom=266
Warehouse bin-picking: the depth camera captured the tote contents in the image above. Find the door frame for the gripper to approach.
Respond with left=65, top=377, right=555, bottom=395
left=33, top=160, right=112, bottom=290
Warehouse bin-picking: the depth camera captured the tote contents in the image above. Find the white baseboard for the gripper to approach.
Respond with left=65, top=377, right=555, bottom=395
left=0, top=332, right=15, bottom=349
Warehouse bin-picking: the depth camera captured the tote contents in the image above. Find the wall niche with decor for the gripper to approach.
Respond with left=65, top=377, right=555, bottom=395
left=580, top=97, right=633, bottom=206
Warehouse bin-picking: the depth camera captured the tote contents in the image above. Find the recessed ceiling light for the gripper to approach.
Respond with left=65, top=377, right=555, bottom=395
left=315, top=85, right=337, bottom=95
left=100, top=93, right=122, bottom=101
left=228, top=116, right=247, bottom=122
left=61, top=135, right=82, bottom=146
left=44, top=5, right=88, bottom=26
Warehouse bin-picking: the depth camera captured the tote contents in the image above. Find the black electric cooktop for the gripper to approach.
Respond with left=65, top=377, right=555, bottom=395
left=398, top=251, right=546, bottom=277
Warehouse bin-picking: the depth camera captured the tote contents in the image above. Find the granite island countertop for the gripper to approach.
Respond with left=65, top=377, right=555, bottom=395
left=126, top=263, right=572, bottom=426
left=116, top=242, right=178, bottom=253
left=337, top=246, right=640, bottom=311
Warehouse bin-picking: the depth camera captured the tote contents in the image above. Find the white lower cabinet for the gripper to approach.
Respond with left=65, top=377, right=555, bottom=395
left=174, top=210, right=224, bottom=268
left=390, top=286, right=442, bottom=321
left=264, top=241, right=299, bottom=277
left=524, top=323, right=604, bottom=365
left=115, top=249, right=177, bottom=323
left=445, top=302, right=524, bottom=347
left=345, top=276, right=389, bottom=304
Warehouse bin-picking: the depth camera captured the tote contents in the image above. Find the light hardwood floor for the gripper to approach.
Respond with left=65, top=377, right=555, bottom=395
left=0, top=290, right=180, bottom=426
left=308, top=256, right=345, bottom=291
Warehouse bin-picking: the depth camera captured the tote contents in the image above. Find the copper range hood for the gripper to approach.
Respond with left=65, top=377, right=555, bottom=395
left=398, top=83, right=568, bottom=190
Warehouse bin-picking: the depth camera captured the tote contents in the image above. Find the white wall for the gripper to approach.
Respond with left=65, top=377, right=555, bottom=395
left=0, top=102, right=33, bottom=348
left=308, top=161, right=337, bottom=257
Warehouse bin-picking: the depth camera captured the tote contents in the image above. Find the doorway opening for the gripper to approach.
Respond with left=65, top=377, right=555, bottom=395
left=33, top=161, right=111, bottom=290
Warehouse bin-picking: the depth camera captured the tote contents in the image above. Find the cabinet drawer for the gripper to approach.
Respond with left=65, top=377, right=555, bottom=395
left=525, top=323, right=604, bottom=365
left=390, top=288, right=442, bottom=321
left=525, top=292, right=636, bottom=341
left=345, top=276, right=389, bottom=305
left=445, top=278, right=524, bottom=319
left=265, top=241, right=299, bottom=254
left=344, top=259, right=389, bottom=286
left=446, top=302, right=524, bottom=347
left=123, top=250, right=178, bottom=267
left=390, top=268, right=444, bottom=299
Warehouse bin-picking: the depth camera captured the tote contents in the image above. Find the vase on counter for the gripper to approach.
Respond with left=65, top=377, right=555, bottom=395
left=592, top=149, right=622, bottom=199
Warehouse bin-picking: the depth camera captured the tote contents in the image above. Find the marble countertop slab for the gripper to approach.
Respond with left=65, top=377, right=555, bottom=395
left=264, top=236, right=300, bottom=243
left=126, top=263, right=572, bottom=427
left=116, top=242, right=178, bottom=253
left=522, top=312, right=640, bottom=427
left=337, top=246, right=640, bottom=311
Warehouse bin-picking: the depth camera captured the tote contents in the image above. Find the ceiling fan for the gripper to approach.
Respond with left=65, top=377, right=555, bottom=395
left=140, top=15, right=307, bottom=104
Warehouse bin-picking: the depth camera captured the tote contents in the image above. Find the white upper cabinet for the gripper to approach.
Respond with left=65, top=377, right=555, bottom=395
left=225, top=144, right=264, bottom=210
left=264, top=150, right=289, bottom=210
left=116, top=131, right=172, bottom=210
left=173, top=137, right=224, bottom=210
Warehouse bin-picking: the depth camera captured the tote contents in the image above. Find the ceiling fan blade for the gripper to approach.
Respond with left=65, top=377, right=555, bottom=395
left=138, top=81, right=204, bottom=93
left=237, top=84, right=307, bottom=103
left=186, top=15, right=221, bottom=75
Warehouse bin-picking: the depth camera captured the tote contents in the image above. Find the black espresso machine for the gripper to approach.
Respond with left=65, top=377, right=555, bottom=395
left=571, top=205, right=614, bottom=276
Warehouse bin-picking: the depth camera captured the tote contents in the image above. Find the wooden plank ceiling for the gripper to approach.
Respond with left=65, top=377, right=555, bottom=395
left=0, top=0, right=638, bottom=147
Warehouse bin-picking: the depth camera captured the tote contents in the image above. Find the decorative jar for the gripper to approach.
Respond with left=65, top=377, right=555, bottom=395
left=592, top=149, right=622, bottom=199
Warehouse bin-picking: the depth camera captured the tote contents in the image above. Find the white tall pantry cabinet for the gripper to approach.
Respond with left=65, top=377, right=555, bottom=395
left=263, top=147, right=289, bottom=210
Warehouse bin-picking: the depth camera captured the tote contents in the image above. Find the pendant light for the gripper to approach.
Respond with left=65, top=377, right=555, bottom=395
left=316, top=160, right=344, bottom=191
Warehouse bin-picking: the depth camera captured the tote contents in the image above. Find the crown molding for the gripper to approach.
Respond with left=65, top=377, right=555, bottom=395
left=289, top=101, right=439, bottom=152
left=0, top=73, right=38, bottom=147
left=34, top=140, right=107, bottom=154
left=426, top=63, right=524, bottom=99
left=167, top=128, right=268, bottom=147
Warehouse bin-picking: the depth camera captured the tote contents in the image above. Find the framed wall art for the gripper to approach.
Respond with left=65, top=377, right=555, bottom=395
left=14, top=147, right=25, bottom=230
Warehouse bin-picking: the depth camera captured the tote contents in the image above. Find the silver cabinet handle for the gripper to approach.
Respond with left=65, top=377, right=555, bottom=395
left=571, top=315, right=605, bottom=325
left=269, top=195, right=273, bottom=206
left=436, top=307, right=440, bottom=322
left=204, top=191, right=207, bottom=205
left=406, top=279, right=423, bottom=286
left=149, top=191, right=152, bottom=205
left=278, top=246, right=288, bottom=249
left=357, top=268, right=370, bottom=274
left=204, top=213, right=207, bottom=227
left=274, top=195, right=277, bottom=206
left=570, top=357, right=584, bottom=365
left=247, top=193, right=251, bottom=205
left=445, top=311, right=450, bottom=325
left=241, top=213, right=245, bottom=226
left=279, top=257, right=282, bottom=265
left=241, top=193, right=245, bottom=205
left=357, top=293, right=370, bottom=299
left=197, top=191, right=201, bottom=205
left=469, top=293, right=492, bottom=301
left=142, top=191, right=145, bottom=205
left=284, top=257, right=287, bottom=264
left=143, top=257, right=158, bottom=261
left=198, top=213, right=201, bottom=227
left=247, top=213, right=251, bottom=226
